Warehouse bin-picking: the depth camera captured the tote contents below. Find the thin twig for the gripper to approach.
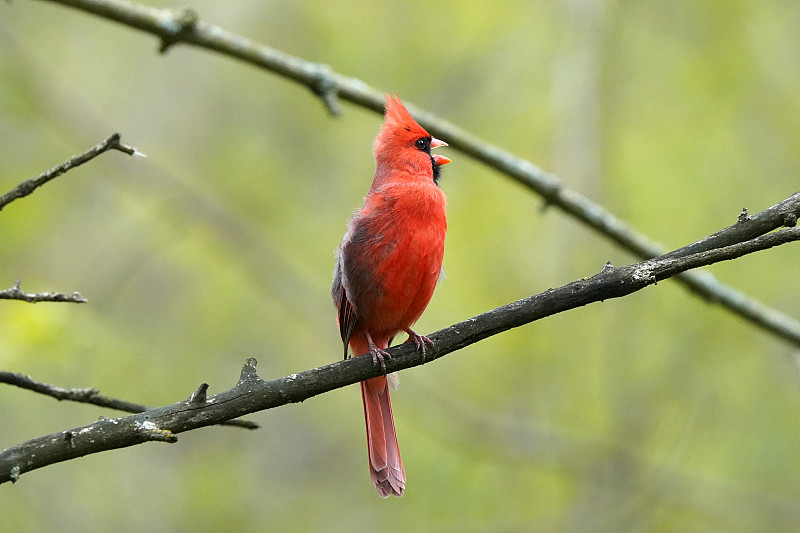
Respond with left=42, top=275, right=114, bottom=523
left=32, top=0, right=800, bottom=347
left=1, top=198, right=798, bottom=484
left=0, top=280, right=87, bottom=304
left=1, top=133, right=143, bottom=304
left=0, top=132, right=141, bottom=212
left=0, top=371, right=258, bottom=430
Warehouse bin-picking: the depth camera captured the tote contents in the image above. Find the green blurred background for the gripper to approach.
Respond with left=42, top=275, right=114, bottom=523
left=2, top=1, right=800, bottom=531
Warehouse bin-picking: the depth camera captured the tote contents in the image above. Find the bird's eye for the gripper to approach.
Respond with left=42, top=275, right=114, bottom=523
left=415, top=137, right=428, bottom=150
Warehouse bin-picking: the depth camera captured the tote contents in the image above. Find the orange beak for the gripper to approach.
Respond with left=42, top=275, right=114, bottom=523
left=431, top=137, right=451, bottom=165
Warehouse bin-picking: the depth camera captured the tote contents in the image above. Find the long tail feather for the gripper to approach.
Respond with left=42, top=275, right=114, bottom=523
left=352, top=337, right=405, bottom=497
left=361, top=377, right=405, bottom=497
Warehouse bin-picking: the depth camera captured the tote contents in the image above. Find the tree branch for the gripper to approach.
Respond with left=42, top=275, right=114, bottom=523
left=2, top=198, right=797, bottom=484
left=0, top=280, right=87, bottom=304
left=0, top=132, right=141, bottom=212
left=30, top=0, right=800, bottom=347
left=0, top=371, right=258, bottom=430
left=0, top=133, right=142, bottom=304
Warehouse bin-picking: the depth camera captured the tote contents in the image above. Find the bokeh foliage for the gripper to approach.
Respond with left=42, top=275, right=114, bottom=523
left=2, top=1, right=800, bottom=531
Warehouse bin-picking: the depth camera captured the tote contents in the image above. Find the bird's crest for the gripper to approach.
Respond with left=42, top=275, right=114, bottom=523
left=374, top=94, right=431, bottom=152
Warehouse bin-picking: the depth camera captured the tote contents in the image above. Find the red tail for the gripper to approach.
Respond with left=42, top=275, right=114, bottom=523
left=361, top=376, right=405, bottom=497
left=351, top=337, right=405, bottom=497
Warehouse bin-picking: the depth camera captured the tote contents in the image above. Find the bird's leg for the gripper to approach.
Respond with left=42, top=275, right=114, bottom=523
left=365, top=331, right=391, bottom=374
left=403, top=328, right=434, bottom=363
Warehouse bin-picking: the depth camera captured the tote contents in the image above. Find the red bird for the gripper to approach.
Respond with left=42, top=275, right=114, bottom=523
left=332, top=95, right=451, bottom=497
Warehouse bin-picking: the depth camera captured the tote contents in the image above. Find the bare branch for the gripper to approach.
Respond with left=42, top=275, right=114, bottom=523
left=0, top=132, right=141, bottom=212
left=30, top=0, right=800, bottom=347
left=2, top=198, right=797, bottom=484
left=1, top=133, right=143, bottom=303
left=0, top=280, right=87, bottom=304
left=0, top=371, right=258, bottom=430
left=661, top=196, right=799, bottom=261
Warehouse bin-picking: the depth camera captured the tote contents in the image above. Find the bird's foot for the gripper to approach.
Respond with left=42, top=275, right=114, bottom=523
left=366, top=334, right=391, bottom=374
left=404, top=328, right=434, bottom=363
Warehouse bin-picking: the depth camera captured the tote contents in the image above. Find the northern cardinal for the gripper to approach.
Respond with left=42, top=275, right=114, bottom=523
left=331, top=95, right=451, bottom=497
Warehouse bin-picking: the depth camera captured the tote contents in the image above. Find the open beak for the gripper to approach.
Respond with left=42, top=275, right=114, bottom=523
left=431, top=137, right=448, bottom=149
left=431, top=137, right=451, bottom=165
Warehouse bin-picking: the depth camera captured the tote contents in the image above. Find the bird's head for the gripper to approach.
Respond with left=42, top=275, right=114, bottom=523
left=373, top=94, right=451, bottom=184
